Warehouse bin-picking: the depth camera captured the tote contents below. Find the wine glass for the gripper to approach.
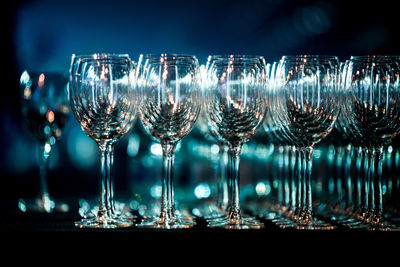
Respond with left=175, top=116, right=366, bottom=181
left=262, top=61, right=302, bottom=228
left=19, top=70, right=70, bottom=213
left=204, top=55, right=268, bottom=229
left=70, top=55, right=138, bottom=221
left=190, top=108, right=230, bottom=220
left=136, top=54, right=202, bottom=229
left=69, top=53, right=137, bottom=228
left=320, top=61, right=367, bottom=226
left=272, top=55, right=340, bottom=230
left=194, top=56, right=241, bottom=222
left=315, top=61, right=357, bottom=222
left=340, top=55, right=400, bottom=231
left=258, top=61, right=297, bottom=222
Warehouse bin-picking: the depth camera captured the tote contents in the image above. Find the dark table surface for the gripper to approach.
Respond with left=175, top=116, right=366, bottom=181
left=1, top=197, right=399, bottom=259
left=2, top=197, right=398, bottom=235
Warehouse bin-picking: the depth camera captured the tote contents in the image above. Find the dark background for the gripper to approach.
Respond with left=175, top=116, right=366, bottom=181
left=2, top=0, right=400, bottom=217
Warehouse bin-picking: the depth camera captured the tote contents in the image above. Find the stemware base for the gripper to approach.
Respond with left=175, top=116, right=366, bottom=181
left=137, top=216, right=196, bottom=229
left=273, top=217, right=299, bottom=229
left=74, top=216, right=133, bottom=229
left=78, top=198, right=139, bottom=222
left=366, top=222, right=400, bottom=231
left=343, top=215, right=400, bottom=231
left=276, top=216, right=336, bottom=230
left=294, top=220, right=336, bottom=230
left=207, top=215, right=264, bottom=230
left=192, top=202, right=227, bottom=220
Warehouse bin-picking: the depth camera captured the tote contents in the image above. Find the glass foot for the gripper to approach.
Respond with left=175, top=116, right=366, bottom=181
left=207, top=215, right=264, bottom=229
left=273, top=217, right=299, bottom=229
left=75, top=216, right=133, bottom=229
left=366, top=222, right=400, bottom=231
left=137, top=216, right=195, bottom=229
left=342, top=214, right=400, bottom=231
left=271, top=209, right=297, bottom=227
left=191, top=203, right=226, bottom=220
left=293, top=218, right=336, bottom=230
left=18, top=196, right=69, bottom=213
left=78, top=199, right=138, bottom=222
left=339, top=217, right=364, bottom=229
left=258, top=211, right=277, bottom=220
left=365, top=216, right=400, bottom=231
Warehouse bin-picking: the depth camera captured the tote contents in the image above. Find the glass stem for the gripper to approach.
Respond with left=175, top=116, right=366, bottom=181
left=38, top=141, right=54, bottom=212
left=299, top=146, right=314, bottom=223
left=335, top=146, right=343, bottom=213
left=283, top=145, right=290, bottom=211
left=352, top=146, right=363, bottom=216
left=294, top=147, right=302, bottom=219
left=98, top=143, right=112, bottom=220
left=160, top=142, right=176, bottom=223
left=276, top=145, right=284, bottom=210
left=343, top=145, right=353, bottom=213
left=289, top=145, right=297, bottom=216
left=368, top=147, right=384, bottom=224
left=217, top=143, right=229, bottom=211
left=360, top=147, right=369, bottom=218
left=106, top=143, right=115, bottom=216
left=227, top=145, right=233, bottom=214
left=227, top=143, right=243, bottom=223
left=38, top=142, right=51, bottom=200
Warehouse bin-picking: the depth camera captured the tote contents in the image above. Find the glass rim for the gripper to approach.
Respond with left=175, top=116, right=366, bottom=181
left=72, top=55, right=132, bottom=66
left=139, top=54, right=199, bottom=67
left=282, top=55, right=339, bottom=61
left=282, top=54, right=338, bottom=58
left=207, top=55, right=266, bottom=67
left=350, top=55, right=400, bottom=61
left=209, top=56, right=265, bottom=63
left=207, top=54, right=265, bottom=59
left=140, top=53, right=198, bottom=60
left=281, top=55, right=339, bottom=65
left=72, top=53, right=130, bottom=59
left=71, top=53, right=131, bottom=65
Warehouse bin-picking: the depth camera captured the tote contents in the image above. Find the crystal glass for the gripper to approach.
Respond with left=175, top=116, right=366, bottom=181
left=263, top=61, right=301, bottom=227
left=314, top=61, right=356, bottom=223
left=259, top=61, right=297, bottom=222
left=323, top=61, right=365, bottom=225
left=19, top=70, right=70, bottom=213
left=204, top=55, right=268, bottom=229
left=272, top=55, right=340, bottom=230
left=70, top=55, right=138, bottom=221
left=69, top=53, right=137, bottom=228
left=339, top=55, right=400, bottom=231
left=191, top=109, right=230, bottom=220
left=194, top=56, right=241, bottom=222
left=136, top=54, right=201, bottom=229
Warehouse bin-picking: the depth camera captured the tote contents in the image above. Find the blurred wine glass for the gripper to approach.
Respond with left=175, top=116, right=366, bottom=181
left=19, top=70, right=70, bottom=213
